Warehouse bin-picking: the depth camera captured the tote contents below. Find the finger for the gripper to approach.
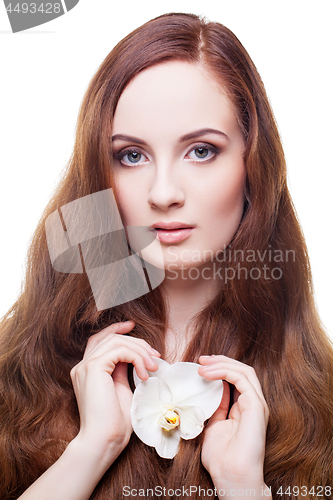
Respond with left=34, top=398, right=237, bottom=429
left=82, top=344, right=158, bottom=381
left=112, top=363, right=134, bottom=428
left=83, top=334, right=161, bottom=375
left=85, top=327, right=160, bottom=361
left=208, top=381, right=230, bottom=424
left=84, top=321, right=136, bottom=357
left=199, top=355, right=265, bottom=400
left=202, top=366, right=269, bottom=425
left=113, top=346, right=159, bottom=380
left=87, top=335, right=160, bottom=363
left=100, top=334, right=161, bottom=358
left=112, top=361, right=130, bottom=386
left=233, top=387, right=241, bottom=404
left=199, top=365, right=266, bottom=414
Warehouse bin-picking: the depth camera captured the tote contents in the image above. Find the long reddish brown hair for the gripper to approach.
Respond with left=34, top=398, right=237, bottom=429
left=0, top=13, right=332, bottom=500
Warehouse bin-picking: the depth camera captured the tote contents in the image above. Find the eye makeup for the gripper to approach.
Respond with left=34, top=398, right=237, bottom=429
left=113, top=148, right=149, bottom=167
left=113, top=142, right=221, bottom=167
left=185, top=143, right=221, bottom=163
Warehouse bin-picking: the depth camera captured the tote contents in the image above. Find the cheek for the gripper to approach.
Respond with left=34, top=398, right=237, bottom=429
left=207, top=166, right=246, bottom=236
left=113, top=180, right=140, bottom=226
left=217, top=175, right=245, bottom=217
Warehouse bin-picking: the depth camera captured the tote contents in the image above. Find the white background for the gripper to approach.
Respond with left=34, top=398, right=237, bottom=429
left=0, top=0, right=332, bottom=339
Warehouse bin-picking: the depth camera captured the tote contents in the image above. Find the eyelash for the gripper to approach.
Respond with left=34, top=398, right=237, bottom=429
left=185, top=144, right=220, bottom=163
left=113, top=143, right=220, bottom=168
left=114, top=148, right=149, bottom=167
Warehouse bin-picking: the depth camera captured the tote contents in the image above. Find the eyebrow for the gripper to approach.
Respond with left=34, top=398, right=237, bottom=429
left=111, top=128, right=228, bottom=146
left=112, top=134, right=147, bottom=146
left=179, top=128, right=228, bottom=142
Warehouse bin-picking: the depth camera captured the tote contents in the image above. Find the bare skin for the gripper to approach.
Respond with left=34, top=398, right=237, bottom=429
left=18, top=62, right=271, bottom=500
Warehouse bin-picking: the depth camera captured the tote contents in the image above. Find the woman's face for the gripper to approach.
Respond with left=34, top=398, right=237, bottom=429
left=112, top=61, right=246, bottom=278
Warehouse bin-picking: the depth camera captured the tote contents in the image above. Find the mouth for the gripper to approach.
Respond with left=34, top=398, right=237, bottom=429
left=150, top=222, right=195, bottom=243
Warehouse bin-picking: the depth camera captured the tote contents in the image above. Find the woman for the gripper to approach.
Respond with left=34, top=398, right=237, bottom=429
left=0, top=12, right=332, bottom=500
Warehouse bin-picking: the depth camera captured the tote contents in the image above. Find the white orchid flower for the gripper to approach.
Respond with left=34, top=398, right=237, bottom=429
left=130, top=357, right=223, bottom=459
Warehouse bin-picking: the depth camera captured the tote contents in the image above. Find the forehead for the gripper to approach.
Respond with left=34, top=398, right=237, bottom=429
left=112, top=61, right=241, bottom=143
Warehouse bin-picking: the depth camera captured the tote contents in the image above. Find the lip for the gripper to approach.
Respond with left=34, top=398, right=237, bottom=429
left=151, top=221, right=194, bottom=230
left=150, top=222, right=195, bottom=244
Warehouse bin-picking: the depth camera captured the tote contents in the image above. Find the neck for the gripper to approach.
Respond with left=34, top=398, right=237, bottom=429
left=161, top=262, right=220, bottom=362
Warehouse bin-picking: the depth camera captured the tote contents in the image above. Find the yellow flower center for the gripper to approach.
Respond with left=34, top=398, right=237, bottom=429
left=158, top=407, right=180, bottom=431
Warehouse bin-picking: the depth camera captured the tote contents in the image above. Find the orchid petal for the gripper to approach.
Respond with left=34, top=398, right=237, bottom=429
left=162, top=362, right=223, bottom=419
left=130, top=359, right=224, bottom=459
left=176, top=405, right=205, bottom=440
left=131, top=377, right=172, bottom=448
left=154, top=427, right=181, bottom=459
left=133, top=356, right=171, bottom=387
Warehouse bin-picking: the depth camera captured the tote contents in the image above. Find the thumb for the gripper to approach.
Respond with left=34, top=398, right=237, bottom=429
left=207, top=381, right=230, bottom=425
left=113, top=362, right=133, bottom=418
left=113, top=362, right=130, bottom=387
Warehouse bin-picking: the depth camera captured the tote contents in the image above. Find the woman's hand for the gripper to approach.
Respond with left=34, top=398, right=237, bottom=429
left=198, top=355, right=270, bottom=498
left=17, top=321, right=161, bottom=500
left=70, top=320, right=160, bottom=468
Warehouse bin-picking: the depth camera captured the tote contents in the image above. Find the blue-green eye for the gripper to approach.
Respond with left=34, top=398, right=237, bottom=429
left=195, top=147, right=209, bottom=158
left=125, top=151, right=142, bottom=163
left=187, top=145, right=218, bottom=162
left=115, top=149, right=149, bottom=167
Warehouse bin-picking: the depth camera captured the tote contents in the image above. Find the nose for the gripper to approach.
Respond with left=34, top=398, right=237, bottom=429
left=147, top=167, right=185, bottom=211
